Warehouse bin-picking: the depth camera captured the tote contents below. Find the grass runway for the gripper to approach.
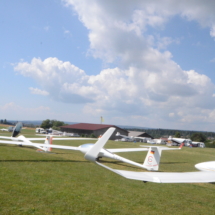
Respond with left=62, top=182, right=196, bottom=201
left=0, top=128, right=215, bottom=214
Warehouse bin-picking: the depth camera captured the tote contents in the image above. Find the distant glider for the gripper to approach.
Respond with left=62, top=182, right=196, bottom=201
left=116, top=132, right=156, bottom=144
left=0, top=128, right=8, bottom=131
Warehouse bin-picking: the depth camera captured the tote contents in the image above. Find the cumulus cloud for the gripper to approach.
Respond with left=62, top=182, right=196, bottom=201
left=210, top=25, right=215, bottom=38
left=14, top=56, right=215, bottom=127
left=63, top=0, right=215, bottom=60
left=169, top=113, right=175, bottom=117
left=14, top=1, right=215, bottom=129
left=0, top=102, right=51, bottom=120
left=29, top=87, right=49, bottom=96
left=0, top=102, right=50, bottom=112
left=15, top=57, right=93, bottom=103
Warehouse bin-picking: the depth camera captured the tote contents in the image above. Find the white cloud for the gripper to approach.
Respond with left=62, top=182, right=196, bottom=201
left=63, top=28, right=72, bottom=37
left=0, top=102, right=50, bottom=112
left=210, top=25, right=215, bottom=38
left=0, top=102, right=51, bottom=120
left=64, top=30, right=70, bottom=34
left=14, top=56, right=215, bottom=129
left=13, top=1, right=215, bottom=129
left=15, top=57, right=92, bottom=103
left=169, top=113, right=175, bottom=117
left=29, top=87, right=49, bottom=96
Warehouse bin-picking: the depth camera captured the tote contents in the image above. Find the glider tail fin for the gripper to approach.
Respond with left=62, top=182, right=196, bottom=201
left=44, top=136, right=52, bottom=152
left=84, top=127, right=116, bottom=162
left=179, top=142, right=184, bottom=149
left=116, top=132, right=120, bottom=136
left=142, top=143, right=183, bottom=171
left=142, top=147, right=161, bottom=171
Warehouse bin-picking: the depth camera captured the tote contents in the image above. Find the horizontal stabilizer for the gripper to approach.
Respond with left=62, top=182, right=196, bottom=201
left=108, top=148, right=149, bottom=153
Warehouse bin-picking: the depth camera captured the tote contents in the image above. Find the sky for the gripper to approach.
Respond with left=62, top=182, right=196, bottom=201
left=1, top=0, right=215, bottom=131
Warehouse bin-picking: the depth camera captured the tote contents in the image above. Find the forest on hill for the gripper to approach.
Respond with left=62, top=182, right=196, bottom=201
left=124, top=127, right=215, bottom=139
left=2, top=119, right=215, bottom=140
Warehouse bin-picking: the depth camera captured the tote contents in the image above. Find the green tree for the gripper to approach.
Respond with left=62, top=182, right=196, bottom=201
left=90, top=133, right=96, bottom=138
left=175, top=131, right=181, bottom=138
left=41, top=119, right=65, bottom=130
left=190, top=133, right=206, bottom=142
left=41, top=119, right=52, bottom=129
left=51, top=120, right=65, bottom=128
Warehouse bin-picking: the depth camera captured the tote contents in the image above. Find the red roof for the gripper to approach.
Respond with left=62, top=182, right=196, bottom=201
left=61, top=123, right=121, bottom=131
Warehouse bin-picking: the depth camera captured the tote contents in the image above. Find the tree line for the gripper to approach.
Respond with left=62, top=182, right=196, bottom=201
left=125, top=127, right=215, bottom=141
left=0, top=119, right=14, bottom=125
left=40, top=119, right=66, bottom=130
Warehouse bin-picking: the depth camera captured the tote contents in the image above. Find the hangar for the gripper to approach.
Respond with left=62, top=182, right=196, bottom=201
left=128, top=131, right=154, bottom=139
left=60, top=123, right=128, bottom=140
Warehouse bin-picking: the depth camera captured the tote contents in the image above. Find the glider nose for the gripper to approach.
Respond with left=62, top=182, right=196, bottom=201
left=12, top=122, right=23, bottom=137
left=195, top=161, right=215, bottom=172
left=195, top=163, right=205, bottom=171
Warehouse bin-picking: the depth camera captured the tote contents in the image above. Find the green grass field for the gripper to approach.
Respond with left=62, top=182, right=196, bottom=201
left=1, top=127, right=215, bottom=214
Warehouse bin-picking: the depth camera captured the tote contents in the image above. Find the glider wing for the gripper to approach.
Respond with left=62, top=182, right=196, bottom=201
left=0, top=140, right=79, bottom=150
left=95, top=162, right=215, bottom=183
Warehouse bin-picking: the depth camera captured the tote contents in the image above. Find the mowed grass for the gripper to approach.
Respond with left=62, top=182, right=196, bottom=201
left=0, top=128, right=215, bottom=214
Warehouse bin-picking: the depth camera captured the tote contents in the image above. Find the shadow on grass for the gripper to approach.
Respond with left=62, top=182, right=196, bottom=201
left=98, top=160, right=142, bottom=170
left=160, top=162, right=187, bottom=164
left=0, top=145, right=39, bottom=149
left=0, top=159, right=88, bottom=163
left=0, top=145, right=78, bottom=155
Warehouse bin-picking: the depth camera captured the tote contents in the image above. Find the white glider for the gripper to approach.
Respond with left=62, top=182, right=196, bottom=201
left=84, top=129, right=215, bottom=183
left=116, top=132, right=134, bottom=141
left=0, top=127, right=182, bottom=171
left=0, top=122, right=97, bottom=152
left=0, top=135, right=97, bottom=152
left=0, top=128, right=8, bottom=131
left=116, top=132, right=156, bottom=144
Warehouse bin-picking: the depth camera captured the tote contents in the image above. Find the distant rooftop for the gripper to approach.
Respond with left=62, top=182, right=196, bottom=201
left=128, top=130, right=154, bottom=139
left=128, top=131, right=145, bottom=137
left=61, top=123, right=127, bottom=132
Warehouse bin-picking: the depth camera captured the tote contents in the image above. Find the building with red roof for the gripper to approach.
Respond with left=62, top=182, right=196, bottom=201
left=60, top=123, right=128, bottom=140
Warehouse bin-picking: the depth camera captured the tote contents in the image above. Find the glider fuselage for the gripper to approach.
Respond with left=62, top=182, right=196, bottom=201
left=195, top=161, right=215, bottom=171
left=79, top=143, right=120, bottom=160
